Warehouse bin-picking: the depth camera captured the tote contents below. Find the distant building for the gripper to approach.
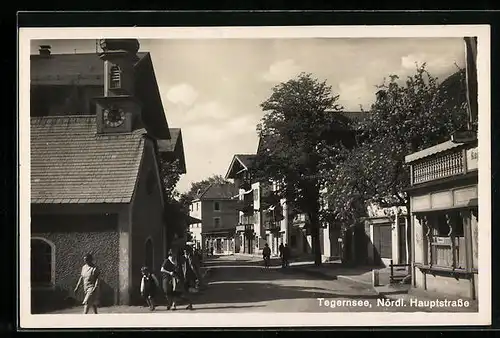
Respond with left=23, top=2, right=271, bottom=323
left=188, top=183, right=239, bottom=255
left=29, top=40, right=186, bottom=311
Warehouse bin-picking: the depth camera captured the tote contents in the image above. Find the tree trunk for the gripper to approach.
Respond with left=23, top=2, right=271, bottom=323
left=308, top=211, right=322, bottom=266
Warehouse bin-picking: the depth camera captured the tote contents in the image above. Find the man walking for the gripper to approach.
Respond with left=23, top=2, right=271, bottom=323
left=279, top=243, right=285, bottom=268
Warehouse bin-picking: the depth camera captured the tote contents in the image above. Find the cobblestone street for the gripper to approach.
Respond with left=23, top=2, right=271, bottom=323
left=47, top=255, right=477, bottom=314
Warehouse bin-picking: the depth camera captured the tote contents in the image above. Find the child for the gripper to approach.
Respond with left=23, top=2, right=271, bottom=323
left=140, top=266, right=160, bottom=311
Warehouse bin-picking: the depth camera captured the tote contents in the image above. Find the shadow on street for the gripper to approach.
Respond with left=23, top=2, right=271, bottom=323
left=192, top=280, right=382, bottom=305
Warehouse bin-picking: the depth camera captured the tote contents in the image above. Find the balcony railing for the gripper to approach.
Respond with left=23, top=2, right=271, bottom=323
left=412, top=149, right=465, bottom=185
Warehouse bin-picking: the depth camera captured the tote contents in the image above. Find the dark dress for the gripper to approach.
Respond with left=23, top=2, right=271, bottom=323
left=141, top=274, right=158, bottom=298
left=161, top=258, right=182, bottom=296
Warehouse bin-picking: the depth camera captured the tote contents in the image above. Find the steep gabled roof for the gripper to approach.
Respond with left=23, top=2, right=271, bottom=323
left=340, top=111, right=371, bottom=123
left=225, top=154, right=256, bottom=179
left=197, top=183, right=239, bottom=200
left=30, top=52, right=171, bottom=140
left=157, top=128, right=187, bottom=174
left=31, top=115, right=146, bottom=204
left=30, top=52, right=148, bottom=86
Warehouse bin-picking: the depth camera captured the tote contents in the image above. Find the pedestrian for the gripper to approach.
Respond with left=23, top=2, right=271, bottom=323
left=191, top=248, right=203, bottom=289
left=262, top=243, right=271, bottom=269
left=180, top=248, right=198, bottom=297
left=140, top=266, right=160, bottom=311
left=283, top=244, right=290, bottom=268
left=160, top=250, right=193, bottom=310
left=74, top=253, right=100, bottom=314
left=210, top=246, right=214, bottom=256
left=279, top=243, right=285, bottom=267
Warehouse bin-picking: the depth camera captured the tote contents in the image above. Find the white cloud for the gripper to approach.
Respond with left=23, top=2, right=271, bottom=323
left=337, top=77, right=374, bottom=111
left=262, top=59, right=301, bottom=83
left=401, top=53, right=462, bottom=74
left=165, top=83, right=199, bottom=106
left=183, top=101, right=233, bottom=123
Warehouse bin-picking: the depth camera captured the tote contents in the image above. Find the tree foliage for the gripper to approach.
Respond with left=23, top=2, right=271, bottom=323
left=325, top=64, right=469, bottom=223
left=159, top=157, right=183, bottom=202
left=254, top=72, right=353, bottom=265
left=178, top=174, right=231, bottom=211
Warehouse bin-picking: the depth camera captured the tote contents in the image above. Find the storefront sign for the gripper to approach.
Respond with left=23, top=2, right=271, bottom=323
left=466, top=147, right=478, bottom=172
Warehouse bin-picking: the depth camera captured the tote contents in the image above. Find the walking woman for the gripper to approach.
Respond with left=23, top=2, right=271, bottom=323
left=160, top=250, right=193, bottom=310
left=74, top=253, right=100, bottom=314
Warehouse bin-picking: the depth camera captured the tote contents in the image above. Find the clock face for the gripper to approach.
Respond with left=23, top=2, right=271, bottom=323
left=103, top=107, right=126, bottom=127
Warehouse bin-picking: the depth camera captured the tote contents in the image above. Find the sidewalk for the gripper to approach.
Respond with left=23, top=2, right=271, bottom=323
left=289, top=261, right=391, bottom=287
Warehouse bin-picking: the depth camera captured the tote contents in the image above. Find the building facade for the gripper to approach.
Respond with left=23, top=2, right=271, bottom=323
left=362, top=204, right=410, bottom=267
left=188, top=183, right=239, bottom=255
left=30, top=39, right=185, bottom=311
left=405, top=140, right=478, bottom=299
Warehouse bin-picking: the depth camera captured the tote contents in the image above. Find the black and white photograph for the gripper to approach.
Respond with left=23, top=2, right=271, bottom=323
left=18, top=25, right=491, bottom=328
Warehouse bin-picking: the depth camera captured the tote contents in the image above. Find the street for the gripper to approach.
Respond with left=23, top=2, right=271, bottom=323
left=48, top=255, right=423, bottom=314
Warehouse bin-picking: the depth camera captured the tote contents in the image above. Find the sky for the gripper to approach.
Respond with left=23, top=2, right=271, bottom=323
left=30, top=37, right=466, bottom=194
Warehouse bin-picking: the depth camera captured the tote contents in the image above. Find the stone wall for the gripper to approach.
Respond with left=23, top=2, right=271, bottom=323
left=31, top=213, right=119, bottom=313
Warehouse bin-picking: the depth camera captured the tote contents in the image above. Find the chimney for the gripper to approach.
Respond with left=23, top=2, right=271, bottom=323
left=38, top=45, right=51, bottom=57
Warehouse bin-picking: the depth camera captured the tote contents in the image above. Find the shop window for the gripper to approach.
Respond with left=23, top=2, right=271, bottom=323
left=31, top=238, right=55, bottom=288
left=424, top=211, right=466, bottom=269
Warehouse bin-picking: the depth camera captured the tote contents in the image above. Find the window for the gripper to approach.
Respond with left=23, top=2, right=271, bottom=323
left=421, top=211, right=467, bottom=269
left=109, top=65, right=122, bottom=89
left=214, top=201, right=220, bottom=211
left=196, top=203, right=199, bottom=211
left=253, top=188, right=259, bottom=202
left=31, top=238, right=55, bottom=288
left=214, top=217, right=221, bottom=228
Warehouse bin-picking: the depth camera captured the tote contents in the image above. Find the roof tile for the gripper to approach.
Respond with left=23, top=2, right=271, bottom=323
left=31, top=115, right=145, bottom=204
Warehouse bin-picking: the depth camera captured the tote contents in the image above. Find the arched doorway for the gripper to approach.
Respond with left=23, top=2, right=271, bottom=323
left=31, top=237, right=55, bottom=287
left=145, top=238, right=154, bottom=270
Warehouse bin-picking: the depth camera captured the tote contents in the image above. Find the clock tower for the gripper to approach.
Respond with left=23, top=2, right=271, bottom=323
left=94, top=39, right=143, bottom=134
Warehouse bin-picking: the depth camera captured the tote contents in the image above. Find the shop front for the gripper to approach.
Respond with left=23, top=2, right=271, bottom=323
left=406, top=140, right=478, bottom=299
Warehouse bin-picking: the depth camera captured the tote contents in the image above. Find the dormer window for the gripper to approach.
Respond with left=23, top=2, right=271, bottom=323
left=109, top=65, right=122, bottom=89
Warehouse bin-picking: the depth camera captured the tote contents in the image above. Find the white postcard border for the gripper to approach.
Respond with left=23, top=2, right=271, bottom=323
left=18, top=24, right=491, bottom=328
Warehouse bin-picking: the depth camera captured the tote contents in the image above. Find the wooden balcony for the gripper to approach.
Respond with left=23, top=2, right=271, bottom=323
left=407, top=140, right=478, bottom=186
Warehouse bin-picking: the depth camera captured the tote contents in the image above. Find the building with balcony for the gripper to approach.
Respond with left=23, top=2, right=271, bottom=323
left=405, top=139, right=478, bottom=299
left=188, top=183, right=239, bottom=255
left=225, top=154, right=263, bottom=254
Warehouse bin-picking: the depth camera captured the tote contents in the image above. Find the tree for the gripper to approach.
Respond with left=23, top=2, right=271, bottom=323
left=179, top=174, right=231, bottom=211
left=253, top=72, right=353, bottom=266
left=324, top=64, right=468, bottom=259
left=159, top=157, right=183, bottom=202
